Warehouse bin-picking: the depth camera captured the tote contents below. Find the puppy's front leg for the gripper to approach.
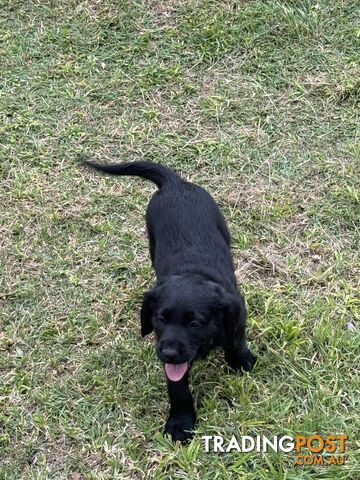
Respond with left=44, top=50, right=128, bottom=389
left=224, top=337, right=256, bottom=372
left=164, top=372, right=195, bottom=443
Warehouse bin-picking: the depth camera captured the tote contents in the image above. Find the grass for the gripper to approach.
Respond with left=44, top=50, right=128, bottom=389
left=0, top=0, right=359, bottom=478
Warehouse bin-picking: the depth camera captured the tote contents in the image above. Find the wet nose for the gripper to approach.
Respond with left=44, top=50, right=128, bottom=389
left=161, top=347, right=178, bottom=361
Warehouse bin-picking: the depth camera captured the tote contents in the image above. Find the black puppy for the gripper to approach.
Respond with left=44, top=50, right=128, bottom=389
left=83, top=160, right=256, bottom=443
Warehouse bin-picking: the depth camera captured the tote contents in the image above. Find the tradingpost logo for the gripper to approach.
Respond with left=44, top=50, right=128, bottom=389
left=202, top=434, right=349, bottom=465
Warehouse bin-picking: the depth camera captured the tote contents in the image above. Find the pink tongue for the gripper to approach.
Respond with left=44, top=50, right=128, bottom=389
left=164, top=362, right=188, bottom=382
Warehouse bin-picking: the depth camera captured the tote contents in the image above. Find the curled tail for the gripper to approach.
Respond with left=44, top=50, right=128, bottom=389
left=82, top=160, right=181, bottom=188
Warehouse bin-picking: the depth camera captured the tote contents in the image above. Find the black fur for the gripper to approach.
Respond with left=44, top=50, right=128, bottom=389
left=83, top=160, right=256, bottom=443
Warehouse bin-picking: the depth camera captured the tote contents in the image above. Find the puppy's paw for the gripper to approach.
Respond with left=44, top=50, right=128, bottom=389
left=164, top=413, right=195, bottom=444
left=226, top=348, right=256, bottom=373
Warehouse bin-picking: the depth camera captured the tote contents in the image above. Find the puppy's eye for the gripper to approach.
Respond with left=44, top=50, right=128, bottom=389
left=186, top=312, right=201, bottom=328
left=189, top=320, right=200, bottom=328
left=188, top=317, right=202, bottom=328
left=156, top=315, right=167, bottom=325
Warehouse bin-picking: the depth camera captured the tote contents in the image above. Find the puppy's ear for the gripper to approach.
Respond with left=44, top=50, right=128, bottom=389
left=140, top=288, right=158, bottom=337
left=210, top=284, right=246, bottom=343
left=221, top=292, right=245, bottom=343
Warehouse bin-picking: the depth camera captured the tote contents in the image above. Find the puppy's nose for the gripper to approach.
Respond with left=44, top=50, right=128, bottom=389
left=161, top=347, right=178, bottom=361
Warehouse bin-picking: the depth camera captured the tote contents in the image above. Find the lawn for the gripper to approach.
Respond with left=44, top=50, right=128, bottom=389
left=0, top=0, right=359, bottom=479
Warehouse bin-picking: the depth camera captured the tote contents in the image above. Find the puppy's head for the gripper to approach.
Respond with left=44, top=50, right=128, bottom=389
left=140, top=275, right=242, bottom=382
